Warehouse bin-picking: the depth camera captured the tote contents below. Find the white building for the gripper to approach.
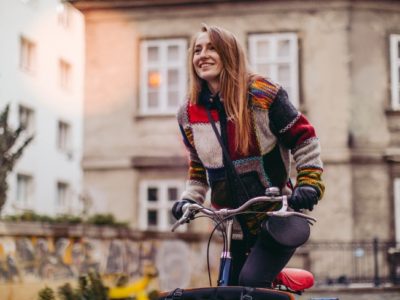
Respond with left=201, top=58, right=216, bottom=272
left=0, top=0, right=85, bottom=216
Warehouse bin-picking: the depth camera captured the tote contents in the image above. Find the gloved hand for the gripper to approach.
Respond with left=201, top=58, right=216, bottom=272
left=289, top=185, right=319, bottom=211
left=171, top=199, right=196, bottom=220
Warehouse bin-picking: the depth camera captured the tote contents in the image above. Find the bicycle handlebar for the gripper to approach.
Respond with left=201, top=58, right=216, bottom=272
left=171, top=191, right=317, bottom=232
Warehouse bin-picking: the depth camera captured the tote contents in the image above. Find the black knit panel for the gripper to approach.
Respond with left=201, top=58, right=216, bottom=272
left=262, top=144, right=287, bottom=189
left=268, top=88, right=298, bottom=135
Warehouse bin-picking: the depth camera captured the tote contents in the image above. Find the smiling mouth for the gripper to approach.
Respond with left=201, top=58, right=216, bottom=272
left=199, top=63, right=213, bottom=68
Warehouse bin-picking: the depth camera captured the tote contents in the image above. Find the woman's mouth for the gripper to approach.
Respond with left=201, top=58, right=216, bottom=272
left=199, top=63, right=213, bottom=68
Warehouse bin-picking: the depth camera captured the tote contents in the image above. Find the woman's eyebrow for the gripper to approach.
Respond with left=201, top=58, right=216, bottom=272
left=195, top=42, right=212, bottom=48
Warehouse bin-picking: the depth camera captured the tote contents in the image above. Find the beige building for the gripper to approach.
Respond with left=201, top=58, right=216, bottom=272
left=68, top=0, right=400, bottom=245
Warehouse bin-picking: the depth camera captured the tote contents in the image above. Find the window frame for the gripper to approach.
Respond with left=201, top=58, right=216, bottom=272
left=56, top=181, right=71, bottom=211
left=16, top=173, right=34, bottom=207
left=248, top=32, right=299, bottom=108
left=57, top=120, right=72, bottom=154
left=18, top=104, right=35, bottom=135
left=20, top=36, right=36, bottom=73
left=390, top=34, right=400, bottom=110
left=139, top=38, right=187, bottom=116
left=395, top=178, right=400, bottom=243
left=59, top=59, right=72, bottom=90
left=57, top=3, right=72, bottom=29
left=139, top=179, right=185, bottom=231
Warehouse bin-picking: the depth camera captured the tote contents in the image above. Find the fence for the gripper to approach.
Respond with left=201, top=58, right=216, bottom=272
left=295, top=239, right=400, bottom=287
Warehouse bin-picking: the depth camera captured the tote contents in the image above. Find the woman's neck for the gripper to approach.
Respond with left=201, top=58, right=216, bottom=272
left=207, top=81, right=220, bottom=95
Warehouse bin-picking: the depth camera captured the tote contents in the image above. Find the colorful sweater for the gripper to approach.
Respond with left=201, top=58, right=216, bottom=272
left=177, top=77, right=324, bottom=213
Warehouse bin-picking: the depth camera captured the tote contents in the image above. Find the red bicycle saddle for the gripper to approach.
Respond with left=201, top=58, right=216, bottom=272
left=273, top=268, right=314, bottom=292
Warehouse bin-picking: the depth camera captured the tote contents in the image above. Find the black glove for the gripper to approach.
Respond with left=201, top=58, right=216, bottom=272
left=289, top=185, right=319, bottom=211
left=171, top=199, right=196, bottom=220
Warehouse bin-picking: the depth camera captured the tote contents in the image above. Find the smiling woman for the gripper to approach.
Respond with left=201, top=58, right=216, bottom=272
left=172, top=24, right=325, bottom=288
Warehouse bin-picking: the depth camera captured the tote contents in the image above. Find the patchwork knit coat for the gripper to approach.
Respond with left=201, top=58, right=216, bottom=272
left=177, top=77, right=324, bottom=220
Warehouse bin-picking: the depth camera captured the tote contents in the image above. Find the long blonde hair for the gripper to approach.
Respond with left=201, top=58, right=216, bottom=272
left=188, top=24, right=252, bottom=155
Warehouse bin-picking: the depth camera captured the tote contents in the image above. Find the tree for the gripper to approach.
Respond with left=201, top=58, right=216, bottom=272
left=0, top=104, right=34, bottom=213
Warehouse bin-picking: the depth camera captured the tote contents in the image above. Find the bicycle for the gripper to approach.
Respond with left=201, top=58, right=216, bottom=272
left=157, top=187, right=323, bottom=300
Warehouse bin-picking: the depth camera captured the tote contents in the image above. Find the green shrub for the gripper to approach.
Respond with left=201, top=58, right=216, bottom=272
left=1, top=212, right=127, bottom=228
left=37, top=286, right=56, bottom=300
left=86, top=214, right=128, bottom=227
left=38, top=271, right=109, bottom=300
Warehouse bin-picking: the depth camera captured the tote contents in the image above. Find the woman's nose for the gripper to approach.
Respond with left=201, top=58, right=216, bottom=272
left=199, top=49, right=209, bottom=58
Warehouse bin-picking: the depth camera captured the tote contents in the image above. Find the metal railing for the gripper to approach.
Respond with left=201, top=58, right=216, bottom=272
left=294, top=239, right=400, bottom=287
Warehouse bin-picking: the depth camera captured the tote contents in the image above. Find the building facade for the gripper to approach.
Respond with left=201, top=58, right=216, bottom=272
left=0, top=0, right=85, bottom=215
left=69, top=0, right=400, bottom=243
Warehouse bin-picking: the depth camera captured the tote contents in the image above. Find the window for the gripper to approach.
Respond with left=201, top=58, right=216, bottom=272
left=248, top=33, right=299, bottom=108
left=139, top=180, right=185, bottom=231
left=20, top=36, right=36, bottom=72
left=57, top=120, right=71, bottom=152
left=18, top=105, right=35, bottom=135
left=57, top=181, right=70, bottom=209
left=59, top=59, right=71, bottom=89
left=140, top=39, right=187, bottom=115
left=395, top=178, right=400, bottom=243
left=57, top=3, right=71, bottom=28
left=390, top=34, right=400, bottom=110
left=16, top=174, right=33, bottom=206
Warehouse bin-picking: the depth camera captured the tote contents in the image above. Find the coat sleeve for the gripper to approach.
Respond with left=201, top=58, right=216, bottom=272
left=269, top=88, right=325, bottom=199
left=177, top=105, right=209, bottom=204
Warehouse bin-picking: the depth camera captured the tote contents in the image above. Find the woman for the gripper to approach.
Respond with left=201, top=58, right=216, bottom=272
left=172, top=24, right=324, bottom=287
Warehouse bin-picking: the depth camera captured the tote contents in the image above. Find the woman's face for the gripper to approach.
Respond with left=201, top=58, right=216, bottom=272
left=192, top=31, right=223, bottom=92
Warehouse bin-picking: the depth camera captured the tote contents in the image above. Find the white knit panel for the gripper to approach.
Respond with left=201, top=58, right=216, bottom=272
left=252, top=108, right=277, bottom=155
left=191, top=122, right=224, bottom=168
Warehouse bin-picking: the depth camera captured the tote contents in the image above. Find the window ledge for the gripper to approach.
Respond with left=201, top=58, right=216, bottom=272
left=132, top=155, right=187, bottom=169
left=385, top=108, right=400, bottom=132
left=385, top=108, right=400, bottom=115
left=136, top=112, right=177, bottom=119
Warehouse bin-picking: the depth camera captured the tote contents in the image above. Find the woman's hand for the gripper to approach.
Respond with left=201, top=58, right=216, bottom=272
left=289, top=186, right=319, bottom=211
left=171, top=199, right=196, bottom=220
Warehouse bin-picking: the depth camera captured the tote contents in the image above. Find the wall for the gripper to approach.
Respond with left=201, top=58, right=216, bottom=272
left=0, top=222, right=219, bottom=291
left=0, top=0, right=85, bottom=216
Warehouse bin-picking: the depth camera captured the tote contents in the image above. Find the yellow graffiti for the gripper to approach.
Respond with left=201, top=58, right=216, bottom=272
left=62, top=239, right=74, bottom=265
left=108, top=276, right=151, bottom=300
left=47, top=237, right=55, bottom=252
left=108, top=265, right=158, bottom=300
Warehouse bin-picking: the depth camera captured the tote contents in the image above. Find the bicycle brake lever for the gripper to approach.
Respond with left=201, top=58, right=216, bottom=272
left=171, top=204, right=201, bottom=232
left=171, top=207, right=190, bottom=232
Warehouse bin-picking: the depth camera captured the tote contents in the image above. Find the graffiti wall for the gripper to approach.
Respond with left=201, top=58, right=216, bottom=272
left=0, top=234, right=221, bottom=291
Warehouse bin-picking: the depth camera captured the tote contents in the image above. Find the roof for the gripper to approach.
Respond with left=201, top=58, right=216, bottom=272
left=67, top=0, right=277, bottom=11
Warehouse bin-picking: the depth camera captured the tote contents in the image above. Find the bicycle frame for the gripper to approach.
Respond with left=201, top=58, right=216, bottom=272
left=217, top=218, right=234, bottom=286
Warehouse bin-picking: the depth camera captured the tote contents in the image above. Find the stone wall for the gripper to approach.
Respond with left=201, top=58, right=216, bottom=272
left=1, top=221, right=399, bottom=299
left=0, top=222, right=219, bottom=291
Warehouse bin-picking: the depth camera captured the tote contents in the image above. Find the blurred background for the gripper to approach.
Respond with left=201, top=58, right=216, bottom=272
left=1, top=0, right=400, bottom=299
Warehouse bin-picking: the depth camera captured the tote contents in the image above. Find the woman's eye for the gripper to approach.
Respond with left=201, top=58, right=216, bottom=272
left=194, top=48, right=201, bottom=54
